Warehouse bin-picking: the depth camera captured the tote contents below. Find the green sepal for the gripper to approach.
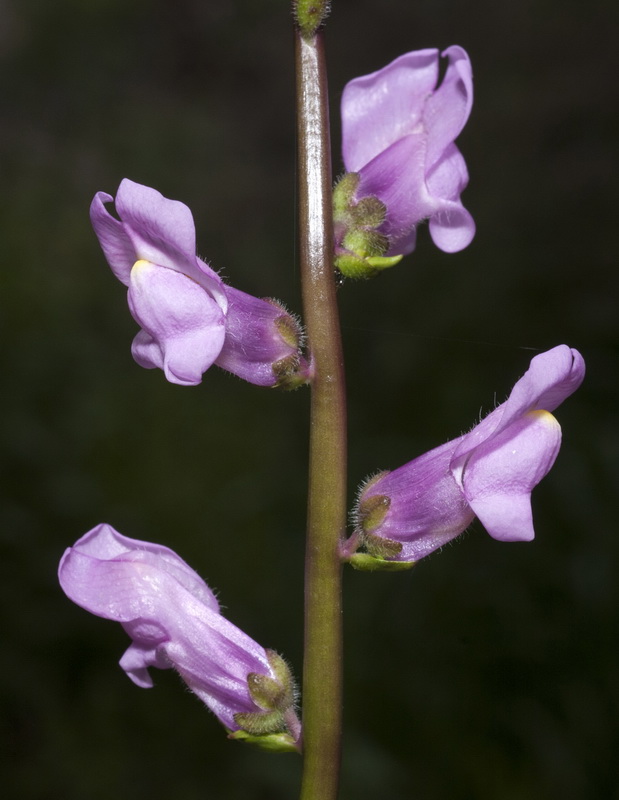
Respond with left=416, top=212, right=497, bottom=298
left=347, top=553, right=417, bottom=572
left=273, top=311, right=302, bottom=348
left=333, top=173, right=404, bottom=280
left=357, top=493, right=391, bottom=533
left=333, top=172, right=360, bottom=219
left=350, top=196, right=386, bottom=228
left=365, top=255, right=404, bottom=270
left=364, top=532, right=402, bottom=559
left=335, top=253, right=403, bottom=280
left=228, top=729, right=299, bottom=753
left=247, top=673, right=287, bottom=712
left=265, top=650, right=297, bottom=707
left=272, top=354, right=308, bottom=390
left=273, top=366, right=310, bottom=391
left=233, top=709, right=285, bottom=735
left=342, top=228, right=389, bottom=259
left=335, top=253, right=374, bottom=279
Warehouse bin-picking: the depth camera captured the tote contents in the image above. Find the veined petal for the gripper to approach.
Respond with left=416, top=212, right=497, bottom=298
left=342, top=49, right=439, bottom=172
left=358, top=135, right=475, bottom=256
left=128, top=261, right=226, bottom=386
left=424, top=46, right=473, bottom=170
left=164, top=609, right=274, bottom=730
left=67, top=524, right=220, bottom=611
left=462, top=411, right=562, bottom=541
left=89, top=191, right=136, bottom=285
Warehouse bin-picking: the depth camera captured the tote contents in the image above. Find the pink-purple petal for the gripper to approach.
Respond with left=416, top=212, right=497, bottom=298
left=452, top=346, right=585, bottom=470
left=427, top=200, right=476, bottom=253
left=468, top=494, right=536, bottom=544
left=89, top=192, right=136, bottom=285
left=127, top=261, right=226, bottom=386
left=112, top=181, right=228, bottom=309
left=361, top=440, right=475, bottom=561
left=426, top=143, right=470, bottom=202
left=68, top=525, right=220, bottom=611
left=115, top=179, right=198, bottom=272
left=462, top=411, right=562, bottom=542
left=131, top=328, right=165, bottom=371
left=424, top=46, right=473, bottom=170
left=426, top=145, right=475, bottom=252
left=342, top=48, right=439, bottom=172
left=119, top=642, right=168, bottom=688
left=357, top=134, right=431, bottom=256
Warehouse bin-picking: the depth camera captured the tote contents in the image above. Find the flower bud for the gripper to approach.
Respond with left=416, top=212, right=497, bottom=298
left=294, top=0, right=330, bottom=38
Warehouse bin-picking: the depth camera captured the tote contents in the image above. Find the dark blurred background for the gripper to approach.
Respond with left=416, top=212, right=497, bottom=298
left=1, top=0, right=617, bottom=797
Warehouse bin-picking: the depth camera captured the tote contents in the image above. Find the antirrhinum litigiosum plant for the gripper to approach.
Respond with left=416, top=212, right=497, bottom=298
left=58, top=2, right=585, bottom=799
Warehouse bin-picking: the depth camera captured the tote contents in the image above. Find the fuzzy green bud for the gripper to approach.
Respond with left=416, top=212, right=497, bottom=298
left=293, top=0, right=330, bottom=38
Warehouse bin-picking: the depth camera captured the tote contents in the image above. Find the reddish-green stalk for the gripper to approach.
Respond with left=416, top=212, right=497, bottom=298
left=294, top=16, right=346, bottom=800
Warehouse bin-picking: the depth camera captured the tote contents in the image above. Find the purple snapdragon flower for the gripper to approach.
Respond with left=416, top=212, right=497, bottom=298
left=337, top=46, right=474, bottom=267
left=59, top=524, right=299, bottom=738
left=353, top=346, right=585, bottom=563
left=91, top=179, right=306, bottom=387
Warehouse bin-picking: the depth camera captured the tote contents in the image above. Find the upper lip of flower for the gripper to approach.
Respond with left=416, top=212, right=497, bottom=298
left=90, top=178, right=228, bottom=313
left=451, top=345, right=585, bottom=477
left=341, top=46, right=473, bottom=175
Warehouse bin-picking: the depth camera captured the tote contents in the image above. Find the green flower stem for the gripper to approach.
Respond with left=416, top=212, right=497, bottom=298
left=295, top=25, right=346, bottom=800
